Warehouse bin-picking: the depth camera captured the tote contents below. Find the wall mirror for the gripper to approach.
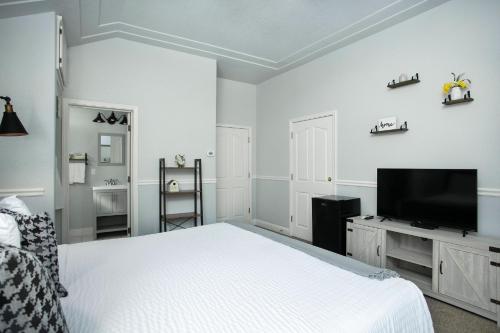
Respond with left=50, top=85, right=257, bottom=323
left=98, top=133, right=125, bottom=165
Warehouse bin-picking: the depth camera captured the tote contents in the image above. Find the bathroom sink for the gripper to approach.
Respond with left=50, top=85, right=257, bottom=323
left=92, top=185, right=128, bottom=191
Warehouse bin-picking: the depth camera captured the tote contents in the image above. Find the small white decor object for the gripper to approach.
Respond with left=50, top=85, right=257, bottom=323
left=398, top=73, right=408, bottom=82
left=450, top=86, right=462, bottom=100
left=175, top=154, right=186, bottom=168
left=167, top=180, right=179, bottom=192
left=377, top=117, right=398, bottom=131
left=443, top=72, right=471, bottom=101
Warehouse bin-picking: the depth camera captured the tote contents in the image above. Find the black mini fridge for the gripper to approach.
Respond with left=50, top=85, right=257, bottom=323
left=312, top=195, right=360, bottom=255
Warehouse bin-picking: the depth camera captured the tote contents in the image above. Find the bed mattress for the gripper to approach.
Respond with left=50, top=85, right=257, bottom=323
left=59, top=223, right=433, bottom=333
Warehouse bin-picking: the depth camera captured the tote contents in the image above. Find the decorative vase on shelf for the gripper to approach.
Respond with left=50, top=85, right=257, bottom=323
left=450, top=86, right=463, bottom=100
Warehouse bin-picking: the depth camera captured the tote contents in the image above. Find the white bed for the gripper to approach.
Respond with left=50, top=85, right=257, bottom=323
left=59, top=223, right=433, bottom=333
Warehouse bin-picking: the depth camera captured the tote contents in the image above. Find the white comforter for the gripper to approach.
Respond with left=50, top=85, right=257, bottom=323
left=59, top=223, right=433, bottom=333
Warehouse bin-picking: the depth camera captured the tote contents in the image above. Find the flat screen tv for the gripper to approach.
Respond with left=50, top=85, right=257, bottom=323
left=377, top=169, right=477, bottom=231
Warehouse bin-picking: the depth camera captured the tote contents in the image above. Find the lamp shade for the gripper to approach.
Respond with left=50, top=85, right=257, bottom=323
left=0, top=97, right=28, bottom=136
left=92, top=113, right=106, bottom=123
left=119, top=114, right=128, bottom=125
left=107, top=112, right=118, bottom=124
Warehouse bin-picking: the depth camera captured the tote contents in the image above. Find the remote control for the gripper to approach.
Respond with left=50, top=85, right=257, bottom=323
left=362, top=215, right=374, bottom=220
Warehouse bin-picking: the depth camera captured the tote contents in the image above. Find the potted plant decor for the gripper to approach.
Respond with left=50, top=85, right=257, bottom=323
left=443, top=72, right=471, bottom=100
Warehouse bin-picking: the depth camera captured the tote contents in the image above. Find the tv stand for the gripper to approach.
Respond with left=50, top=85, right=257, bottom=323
left=346, top=216, right=500, bottom=327
left=410, top=221, right=437, bottom=230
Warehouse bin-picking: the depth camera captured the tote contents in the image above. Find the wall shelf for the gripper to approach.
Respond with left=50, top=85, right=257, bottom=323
left=443, top=91, right=474, bottom=105
left=442, top=97, right=474, bottom=105
left=159, top=158, right=204, bottom=232
left=386, top=247, right=432, bottom=268
left=387, top=73, right=420, bottom=89
left=370, top=121, right=408, bottom=135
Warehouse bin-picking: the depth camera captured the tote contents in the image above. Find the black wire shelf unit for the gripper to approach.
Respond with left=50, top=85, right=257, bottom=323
left=159, top=158, right=204, bottom=232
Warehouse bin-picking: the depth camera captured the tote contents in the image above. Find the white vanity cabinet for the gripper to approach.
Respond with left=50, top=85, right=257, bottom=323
left=93, top=186, right=129, bottom=239
left=346, top=222, right=384, bottom=267
left=95, top=190, right=127, bottom=216
left=346, top=217, right=500, bottom=326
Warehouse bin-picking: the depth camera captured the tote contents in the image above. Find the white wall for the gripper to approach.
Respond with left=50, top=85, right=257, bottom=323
left=256, top=0, right=500, bottom=237
left=216, top=78, right=257, bottom=216
left=0, top=13, right=57, bottom=215
left=64, top=38, right=217, bottom=235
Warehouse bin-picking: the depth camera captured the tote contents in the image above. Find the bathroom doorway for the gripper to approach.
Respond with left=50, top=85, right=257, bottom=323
left=60, top=99, right=138, bottom=244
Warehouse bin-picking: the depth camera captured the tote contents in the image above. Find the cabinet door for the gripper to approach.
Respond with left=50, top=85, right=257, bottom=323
left=439, top=242, right=497, bottom=312
left=113, top=190, right=127, bottom=215
left=95, top=192, right=114, bottom=216
left=347, top=223, right=382, bottom=267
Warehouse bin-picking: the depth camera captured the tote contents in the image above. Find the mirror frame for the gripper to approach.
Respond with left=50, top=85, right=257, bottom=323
left=98, top=133, right=126, bottom=166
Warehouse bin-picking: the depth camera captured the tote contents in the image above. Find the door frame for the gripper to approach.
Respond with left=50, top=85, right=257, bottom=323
left=61, top=98, right=139, bottom=243
left=288, top=111, right=337, bottom=238
left=216, top=124, right=253, bottom=223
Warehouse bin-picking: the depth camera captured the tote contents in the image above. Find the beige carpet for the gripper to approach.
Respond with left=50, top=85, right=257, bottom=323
left=426, top=297, right=499, bottom=333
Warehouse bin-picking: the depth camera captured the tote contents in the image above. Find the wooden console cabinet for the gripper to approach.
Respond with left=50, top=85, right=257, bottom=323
left=347, top=217, right=500, bottom=326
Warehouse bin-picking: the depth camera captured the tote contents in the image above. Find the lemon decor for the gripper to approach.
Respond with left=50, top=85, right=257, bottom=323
left=443, top=72, right=471, bottom=100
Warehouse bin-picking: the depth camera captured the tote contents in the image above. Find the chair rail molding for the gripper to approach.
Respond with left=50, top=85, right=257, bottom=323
left=334, top=179, right=500, bottom=197
left=0, top=188, right=45, bottom=197
left=251, top=176, right=500, bottom=197
left=138, top=179, right=216, bottom=186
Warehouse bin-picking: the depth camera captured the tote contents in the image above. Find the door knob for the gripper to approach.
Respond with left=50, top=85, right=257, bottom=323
left=327, top=177, right=332, bottom=182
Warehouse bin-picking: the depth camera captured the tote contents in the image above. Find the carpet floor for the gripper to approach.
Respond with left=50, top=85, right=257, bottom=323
left=426, top=297, right=499, bottom=333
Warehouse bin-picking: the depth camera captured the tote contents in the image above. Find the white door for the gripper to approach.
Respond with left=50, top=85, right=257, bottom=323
left=290, top=115, right=334, bottom=241
left=216, top=126, right=250, bottom=222
left=439, top=242, right=497, bottom=312
left=346, top=224, right=382, bottom=267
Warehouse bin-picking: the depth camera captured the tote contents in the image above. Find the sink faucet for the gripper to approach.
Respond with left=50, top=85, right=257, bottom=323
left=104, top=178, right=120, bottom=186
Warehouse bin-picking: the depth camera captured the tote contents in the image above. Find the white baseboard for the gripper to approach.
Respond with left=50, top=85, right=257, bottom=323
left=69, top=227, right=94, bottom=243
left=252, top=219, right=290, bottom=236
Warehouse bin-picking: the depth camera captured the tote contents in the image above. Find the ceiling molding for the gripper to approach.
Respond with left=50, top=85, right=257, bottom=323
left=0, top=0, right=450, bottom=83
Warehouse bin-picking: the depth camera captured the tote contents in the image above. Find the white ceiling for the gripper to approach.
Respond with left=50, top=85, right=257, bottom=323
left=0, top=0, right=448, bottom=83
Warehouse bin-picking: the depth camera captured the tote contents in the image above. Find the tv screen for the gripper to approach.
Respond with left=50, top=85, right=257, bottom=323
left=377, top=169, right=477, bottom=231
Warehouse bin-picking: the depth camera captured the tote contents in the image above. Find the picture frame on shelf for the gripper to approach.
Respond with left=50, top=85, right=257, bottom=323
left=377, top=117, right=398, bottom=131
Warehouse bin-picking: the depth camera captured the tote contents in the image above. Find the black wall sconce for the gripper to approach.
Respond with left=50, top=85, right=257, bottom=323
left=93, top=111, right=127, bottom=125
left=0, top=96, right=28, bottom=136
